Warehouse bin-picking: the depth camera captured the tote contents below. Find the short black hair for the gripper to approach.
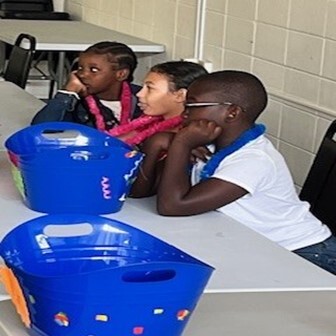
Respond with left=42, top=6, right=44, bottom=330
left=84, top=41, right=138, bottom=82
left=191, top=70, right=268, bottom=121
left=150, top=61, right=208, bottom=91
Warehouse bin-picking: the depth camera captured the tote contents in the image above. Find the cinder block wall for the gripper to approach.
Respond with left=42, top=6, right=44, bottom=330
left=64, top=0, right=336, bottom=190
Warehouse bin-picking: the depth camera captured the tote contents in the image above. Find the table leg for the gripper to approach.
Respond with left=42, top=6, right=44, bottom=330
left=0, top=42, right=5, bottom=75
left=56, top=51, right=66, bottom=89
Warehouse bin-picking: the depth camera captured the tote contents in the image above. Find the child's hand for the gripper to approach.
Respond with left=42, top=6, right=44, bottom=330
left=176, top=120, right=222, bottom=149
left=64, top=71, right=88, bottom=97
left=190, top=146, right=213, bottom=163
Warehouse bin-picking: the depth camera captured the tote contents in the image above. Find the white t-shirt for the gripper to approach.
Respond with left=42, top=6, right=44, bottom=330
left=100, top=100, right=122, bottom=121
left=191, top=136, right=331, bottom=251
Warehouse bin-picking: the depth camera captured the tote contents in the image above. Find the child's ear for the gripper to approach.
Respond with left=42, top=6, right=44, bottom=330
left=224, top=106, right=240, bottom=123
left=175, top=88, right=187, bottom=103
left=116, top=68, right=130, bottom=82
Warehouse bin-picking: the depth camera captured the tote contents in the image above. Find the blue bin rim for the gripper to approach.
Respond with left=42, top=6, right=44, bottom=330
left=0, top=214, right=215, bottom=278
left=5, top=121, right=134, bottom=155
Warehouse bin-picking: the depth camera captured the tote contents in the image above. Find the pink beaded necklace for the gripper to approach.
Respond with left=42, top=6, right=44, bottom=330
left=85, top=81, right=183, bottom=146
left=108, top=114, right=183, bottom=146
left=85, top=81, right=132, bottom=130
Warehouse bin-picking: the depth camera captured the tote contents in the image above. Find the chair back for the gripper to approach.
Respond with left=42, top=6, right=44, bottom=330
left=3, top=33, right=36, bottom=89
left=300, top=120, right=336, bottom=233
left=0, top=0, right=70, bottom=20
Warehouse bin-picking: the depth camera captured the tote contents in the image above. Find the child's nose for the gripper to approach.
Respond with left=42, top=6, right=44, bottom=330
left=136, top=87, right=145, bottom=98
left=77, top=69, right=88, bottom=79
left=77, top=72, right=85, bottom=80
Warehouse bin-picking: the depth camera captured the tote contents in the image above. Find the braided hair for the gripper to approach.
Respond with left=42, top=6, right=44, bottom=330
left=84, top=41, right=138, bottom=82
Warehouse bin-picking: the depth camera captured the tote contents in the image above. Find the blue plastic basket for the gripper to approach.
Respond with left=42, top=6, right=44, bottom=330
left=5, top=123, right=143, bottom=214
left=0, top=215, right=214, bottom=336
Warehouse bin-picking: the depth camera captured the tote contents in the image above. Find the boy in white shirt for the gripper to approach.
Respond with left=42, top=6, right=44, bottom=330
left=157, top=70, right=336, bottom=275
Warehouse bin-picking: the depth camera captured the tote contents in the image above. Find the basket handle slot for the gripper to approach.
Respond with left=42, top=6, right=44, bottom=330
left=122, top=270, right=176, bottom=283
left=43, top=223, right=93, bottom=237
left=25, top=122, right=107, bottom=139
left=28, top=122, right=130, bottom=149
left=41, top=129, right=81, bottom=139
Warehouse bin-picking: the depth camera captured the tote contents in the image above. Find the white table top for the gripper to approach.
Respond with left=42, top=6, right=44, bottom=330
left=187, top=290, right=336, bottom=336
left=0, top=82, right=45, bottom=149
left=0, top=20, right=165, bottom=53
left=2, top=290, right=336, bottom=336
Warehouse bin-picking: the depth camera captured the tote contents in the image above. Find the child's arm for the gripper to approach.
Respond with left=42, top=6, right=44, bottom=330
left=31, top=71, right=87, bottom=125
left=31, top=91, right=79, bottom=124
left=130, top=132, right=175, bottom=198
left=157, top=120, right=247, bottom=216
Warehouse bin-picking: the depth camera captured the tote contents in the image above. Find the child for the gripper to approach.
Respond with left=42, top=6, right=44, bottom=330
left=157, top=70, right=336, bottom=275
left=107, top=60, right=208, bottom=145
left=127, top=61, right=208, bottom=197
left=31, top=41, right=141, bottom=128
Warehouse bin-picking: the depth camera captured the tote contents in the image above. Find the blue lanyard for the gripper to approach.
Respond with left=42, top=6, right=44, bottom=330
left=200, top=123, right=266, bottom=181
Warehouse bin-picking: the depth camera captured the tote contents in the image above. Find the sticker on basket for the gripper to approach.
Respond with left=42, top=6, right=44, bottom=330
left=54, top=312, right=70, bottom=327
left=0, top=266, right=31, bottom=328
left=10, top=165, right=26, bottom=199
left=176, top=309, right=190, bottom=321
left=35, top=234, right=50, bottom=249
left=119, top=194, right=126, bottom=202
left=124, top=157, right=143, bottom=183
left=133, top=326, right=144, bottom=335
left=101, top=176, right=112, bottom=199
left=125, top=150, right=139, bottom=158
left=70, top=151, right=91, bottom=160
left=153, top=308, right=164, bottom=315
left=8, top=151, right=19, bottom=167
left=95, top=314, right=108, bottom=322
left=28, top=295, right=35, bottom=304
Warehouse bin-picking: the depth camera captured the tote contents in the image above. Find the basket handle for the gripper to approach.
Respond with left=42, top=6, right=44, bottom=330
left=25, top=121, right=108, bottom=139
left=42, top=223, right=94, bottom=238
left=31, top=122, right=133, bottom=149
left=22, top=214, right=116, bottom=239
left=122, top=269, right=176, bottom=283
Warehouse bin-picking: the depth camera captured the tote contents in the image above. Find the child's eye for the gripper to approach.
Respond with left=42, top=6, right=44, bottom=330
left=90, top=67, right=99, bottom=73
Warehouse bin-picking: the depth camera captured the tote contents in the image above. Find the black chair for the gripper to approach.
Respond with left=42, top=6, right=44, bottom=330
left=300, top=120, right=336, bottom=234
left=0, top=0, right=70, bottom=20
left=0, top=0, right=72, bottom=97
left=3, top=33, right=36, bottom=88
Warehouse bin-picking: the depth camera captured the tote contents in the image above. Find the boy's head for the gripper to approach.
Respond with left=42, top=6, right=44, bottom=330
left=83, top=41, right=138, bottom=82
left=185, top=70, right=268, bottom=124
